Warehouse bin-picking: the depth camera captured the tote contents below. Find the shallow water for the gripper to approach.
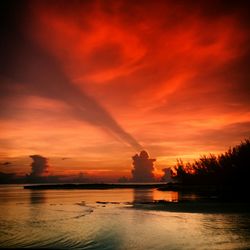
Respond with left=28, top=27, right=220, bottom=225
left=0, top=185, right=250, bottom=249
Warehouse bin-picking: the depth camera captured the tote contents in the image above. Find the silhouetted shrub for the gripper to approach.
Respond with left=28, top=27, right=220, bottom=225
left=172, top=139, right=250, bottom=187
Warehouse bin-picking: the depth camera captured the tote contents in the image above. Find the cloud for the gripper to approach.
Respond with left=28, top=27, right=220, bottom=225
left=1, top=161, right=11, bottom=166
left=28, top=155, right=49, bottom=177
left=131, top=150, right=156, bottom=182
left=161, top=168, right=173, bottom=183
left=61, top=157, right=71, bottom=160
left=28, top=0, right=250, bottom=116
left=1, top=0, right=250, bottom=175
left=0, top=1, right=142, bottom=151
left=195, top=122, right=250, bottom=148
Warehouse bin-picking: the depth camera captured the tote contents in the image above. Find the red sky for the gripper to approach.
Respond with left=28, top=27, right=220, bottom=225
left=0, top=0, right=250, bottom=181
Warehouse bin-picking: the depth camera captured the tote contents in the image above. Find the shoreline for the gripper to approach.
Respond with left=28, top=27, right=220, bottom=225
left=131, top=200, right=250, bottom=214
left=23, top=183, right=168, bottom=190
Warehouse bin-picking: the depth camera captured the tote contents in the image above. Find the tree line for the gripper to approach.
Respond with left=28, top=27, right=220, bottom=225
left=172, top=139, right=250, bottom=187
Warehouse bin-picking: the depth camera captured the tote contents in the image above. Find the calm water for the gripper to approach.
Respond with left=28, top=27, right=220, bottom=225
left=0, top=185, right=250, bottom=249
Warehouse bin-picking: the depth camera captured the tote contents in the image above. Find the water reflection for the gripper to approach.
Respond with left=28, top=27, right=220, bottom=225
left=28, top=190, right=47, bottom=225
left=29, top=190, right=46, bottom=204
left=133, top=189, right=153, bottom=203
left=133, top=188, right=179, bottom=203
left=152, top=189, right=179, bottom=202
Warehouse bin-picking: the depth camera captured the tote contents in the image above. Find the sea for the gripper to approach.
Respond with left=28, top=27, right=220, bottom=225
left=0, top=184, right=250, bottom=249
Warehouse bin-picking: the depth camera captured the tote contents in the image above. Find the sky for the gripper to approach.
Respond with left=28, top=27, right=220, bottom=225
left=0, top=0, right=250, bottom=182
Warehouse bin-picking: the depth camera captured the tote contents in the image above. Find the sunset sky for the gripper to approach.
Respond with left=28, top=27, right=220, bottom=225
left=0, top=0, right=250, bottom=181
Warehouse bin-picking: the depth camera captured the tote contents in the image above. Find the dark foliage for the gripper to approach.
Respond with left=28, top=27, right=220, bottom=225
left=172, top=139, right=250, bottom=186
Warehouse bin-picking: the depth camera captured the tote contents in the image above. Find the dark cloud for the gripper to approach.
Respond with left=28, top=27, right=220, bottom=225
left=194, top=0, right=250, bottom=24
left=28, top=155, right=49, bottom=177
left=1, top=162, right=11, bottom=166
left=161, top=168, right=173, bottom=183
left=0, top=154, right=88, bottom=183
left=131, top=150, right=155, bottom=182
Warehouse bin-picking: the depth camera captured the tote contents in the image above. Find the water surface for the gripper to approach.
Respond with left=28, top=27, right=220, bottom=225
left=0, top=185, right=249, bottom=249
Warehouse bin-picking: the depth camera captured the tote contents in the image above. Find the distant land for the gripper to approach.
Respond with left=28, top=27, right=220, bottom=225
left=24, top=183, right=168, bottom=190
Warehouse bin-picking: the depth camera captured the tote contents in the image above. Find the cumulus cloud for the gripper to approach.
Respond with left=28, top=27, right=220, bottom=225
left=131, top=150, right=156, bottom=182
left=29, top=155, right=49, bottom=177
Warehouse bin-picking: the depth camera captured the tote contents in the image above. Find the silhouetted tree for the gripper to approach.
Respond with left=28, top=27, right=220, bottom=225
left=172, top=139, right=250, bottom=187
